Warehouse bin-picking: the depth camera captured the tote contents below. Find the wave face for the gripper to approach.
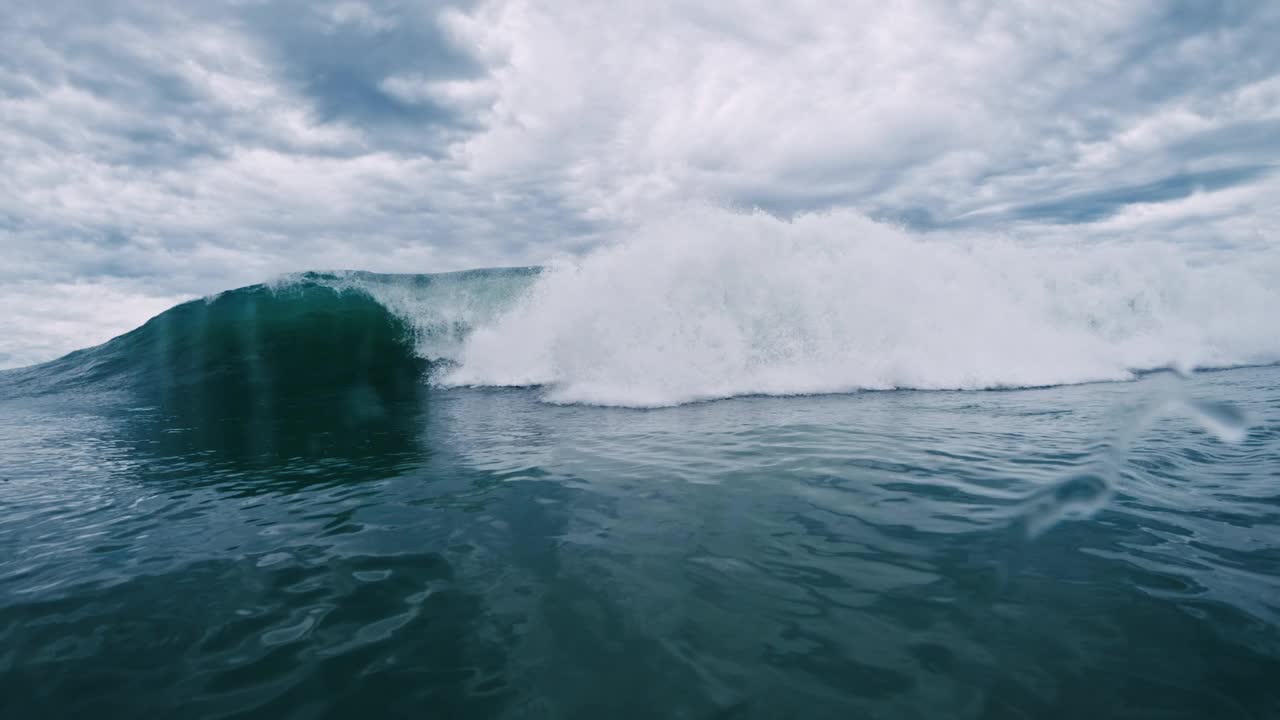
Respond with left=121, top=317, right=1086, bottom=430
left=443, top=208, right=1280, bottom=406
left=3, top=268, right=537, bottom=402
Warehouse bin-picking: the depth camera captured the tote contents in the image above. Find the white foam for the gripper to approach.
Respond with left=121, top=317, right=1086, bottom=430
left=439, top=207, right=1280, bottom=407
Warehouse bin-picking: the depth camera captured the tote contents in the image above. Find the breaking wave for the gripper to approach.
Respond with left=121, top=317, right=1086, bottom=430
left=6, top=208, right=1277, bottom=408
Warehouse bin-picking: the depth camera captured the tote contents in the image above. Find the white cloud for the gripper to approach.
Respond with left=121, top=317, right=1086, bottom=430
left=380, top=74, right=497, bottom=111
left=440, top=1, right=1164, bottom=219
left=324, top=1, right=397, bottom=33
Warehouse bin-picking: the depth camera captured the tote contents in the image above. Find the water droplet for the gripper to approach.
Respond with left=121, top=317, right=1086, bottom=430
left=1020, top=472, right=1113, bottom=538
left=1183, top=398, right=1249, bottom=444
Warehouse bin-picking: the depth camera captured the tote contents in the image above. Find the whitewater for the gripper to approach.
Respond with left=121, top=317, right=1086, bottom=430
left=334, top=207, right=1279, bottom=407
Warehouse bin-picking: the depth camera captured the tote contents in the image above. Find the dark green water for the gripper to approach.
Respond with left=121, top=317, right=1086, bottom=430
left=1, top=277, right=1277, bottom=719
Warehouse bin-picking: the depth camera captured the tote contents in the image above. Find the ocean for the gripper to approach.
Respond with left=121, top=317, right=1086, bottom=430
left=2, top=242, right=1279, bottom=717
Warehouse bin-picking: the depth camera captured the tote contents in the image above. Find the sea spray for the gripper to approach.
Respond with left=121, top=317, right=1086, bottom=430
left=442, top=207, right=1280, bottom=407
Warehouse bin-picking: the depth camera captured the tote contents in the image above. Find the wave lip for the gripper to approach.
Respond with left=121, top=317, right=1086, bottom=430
left=443, top=208, right=1280, bottom=407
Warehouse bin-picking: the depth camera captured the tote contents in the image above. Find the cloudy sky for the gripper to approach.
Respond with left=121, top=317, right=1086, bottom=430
left=2, top=0, right=1278, bottom=368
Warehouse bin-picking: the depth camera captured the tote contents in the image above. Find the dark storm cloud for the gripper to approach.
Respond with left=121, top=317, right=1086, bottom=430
left=1, top=0, right=481, bottom=165
left=238, top=0, right=483, bottom=152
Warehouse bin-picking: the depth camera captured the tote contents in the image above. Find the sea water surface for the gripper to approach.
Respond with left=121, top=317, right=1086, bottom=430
left=2, top=219, right=1280, bottom=718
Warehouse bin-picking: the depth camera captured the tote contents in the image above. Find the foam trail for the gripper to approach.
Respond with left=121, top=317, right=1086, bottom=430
left=443, top=207, right=1280, bottom=407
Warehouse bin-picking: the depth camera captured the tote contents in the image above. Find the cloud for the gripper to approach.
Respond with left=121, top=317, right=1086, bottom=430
left=1, top=0, right=1278, bottom=367
left=439, top=1, right=1280, bottom=226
